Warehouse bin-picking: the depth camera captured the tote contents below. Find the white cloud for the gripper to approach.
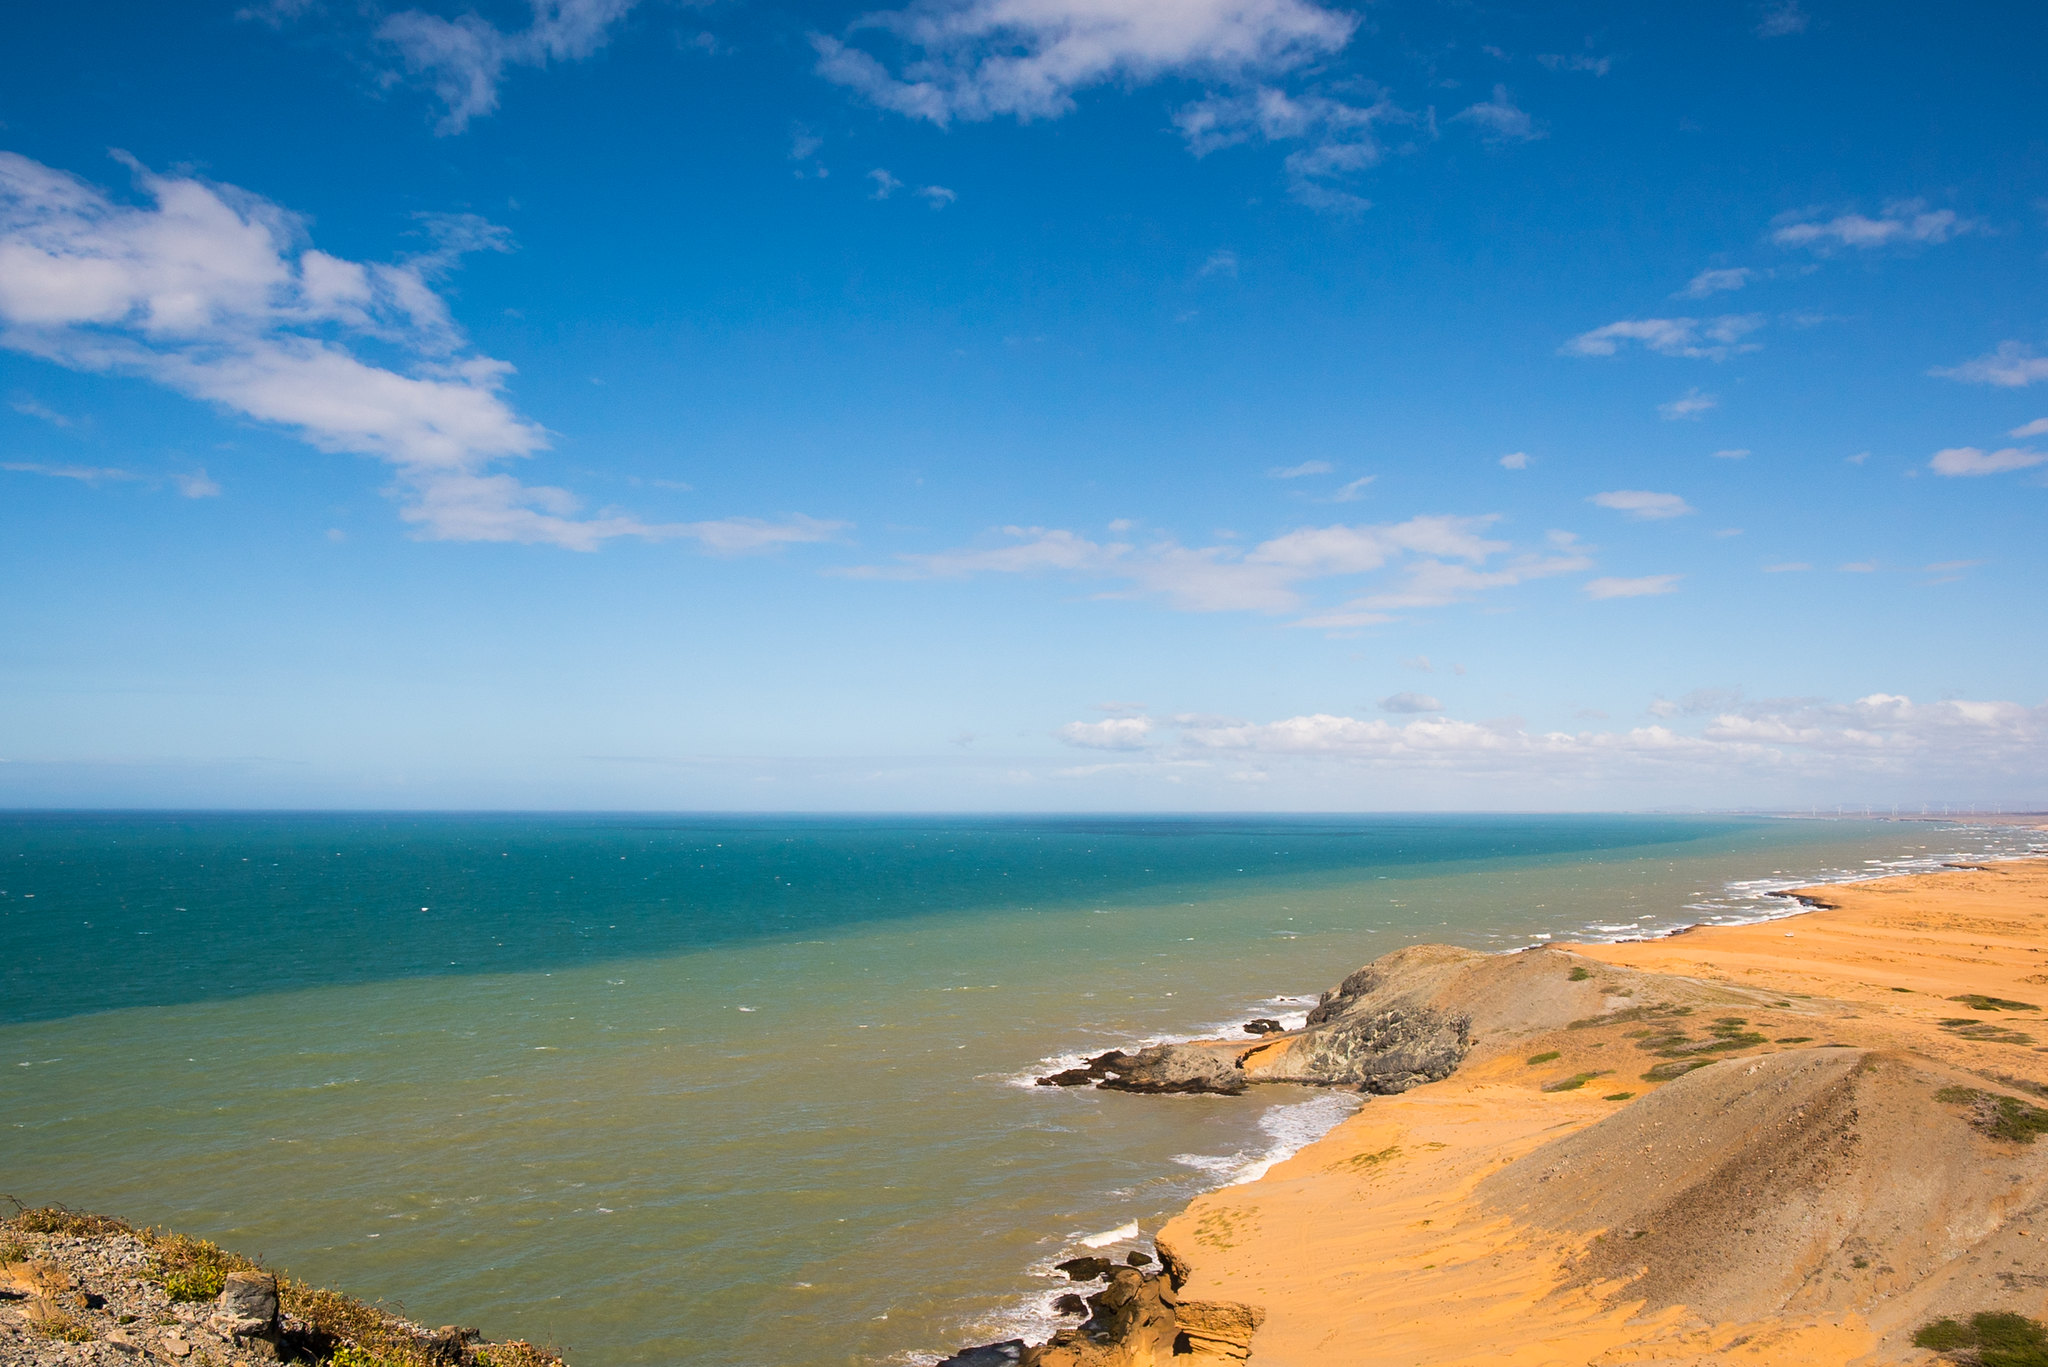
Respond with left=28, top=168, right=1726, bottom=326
left=1057, top=716, right=1155, bottom=750
left=1677, top=267, right=1753, bottom=298
left=1772, top=200, right=1976, bottom=252
left=868, top=168, right=904, bottom=199
left=2011, top=418, right=2048, bottom=438
left=377, top=0, right=639, bottom=134
left=1269, top=459, right=1332, bottom=478
left=917, top=184, right=959, bottom=208
left=1199, top=248, right=1239, bottom=277
left=1498, top=451, right=1529, bottom=470
left=1658, top=388, right=1719, bottom=420
left=1755, top=0, right=1809, bottom=36
left=814, top=0, right=1357, bottom=123
left=1590, top=490, right=1694, bottom=520
left=10, top=396, right=76, bottom=427
left=173, top=469, right=222, bottom=498
left=1174, top=85, right=1406, bottom=211
left=1563, top=315, right=1764, bottom=361
left=1378, top=691, right=1441, bottom=713
left=0, top=151, right=839, bottom=552
left=1328, top=475, right=1375, bottom=502
left=1928, top=446, right=2048, bottom=477
left=1584, top=574, right=1681, bottom=599
left=1, top=459, right=145, bottom=486
left=1449, top=84, right=1541, bottom=145
left=844, top=512, right=1588, bottom=621
left=1712, top=447, right=1750, bottom=459
left=1048, top=692, right=2048, bottom=799
left=1932, top=343, right=2048, bottom=388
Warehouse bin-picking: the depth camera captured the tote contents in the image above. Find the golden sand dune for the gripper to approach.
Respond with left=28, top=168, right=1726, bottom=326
left=1151, top=857, right=2048, bottom=1366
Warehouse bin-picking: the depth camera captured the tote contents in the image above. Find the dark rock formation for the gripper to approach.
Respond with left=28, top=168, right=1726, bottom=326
left=1054, top=1257, right=1113, bottom=1282
left=1241, top=1019, right=1283, bottom=1035
left=1039, top=1044, right=1247, bottom=1095
left=1052, top=1293, right=1088, bottom=1317
left=1095, top=1044, right=1246, bottom=1096
left=938, top=1339, right=1027, bottom=1366
left=1122, top=1251, right=1152, bottom=1268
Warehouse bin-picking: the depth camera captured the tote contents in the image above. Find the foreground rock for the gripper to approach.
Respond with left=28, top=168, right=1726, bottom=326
left=0, top=1207, right=561, bottom=1367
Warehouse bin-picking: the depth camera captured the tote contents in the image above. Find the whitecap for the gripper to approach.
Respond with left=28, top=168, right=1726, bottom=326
left=1079, top=1221, right=1138, bottom=1248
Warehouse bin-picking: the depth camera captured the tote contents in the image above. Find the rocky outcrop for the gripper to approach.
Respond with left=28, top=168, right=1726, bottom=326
left=0, top=1207, right=559, bottom=1367
left=1038, top=1045, right=1246, bottom=1095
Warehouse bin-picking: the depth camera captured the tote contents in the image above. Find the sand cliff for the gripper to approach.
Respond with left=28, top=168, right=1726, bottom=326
left=1002, top=852, right=2048, bottom=1365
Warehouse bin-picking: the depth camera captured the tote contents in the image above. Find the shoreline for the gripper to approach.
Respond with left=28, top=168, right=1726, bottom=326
left=964, top=830, right=2048, bottom=1365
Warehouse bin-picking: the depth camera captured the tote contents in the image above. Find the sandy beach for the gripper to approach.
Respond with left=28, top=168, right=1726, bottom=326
left=1145, top=852, right=2048, bottom=1366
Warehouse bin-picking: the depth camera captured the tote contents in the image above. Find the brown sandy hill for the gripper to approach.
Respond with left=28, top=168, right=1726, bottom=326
left=1147, top=856, right=2048, bottom=1366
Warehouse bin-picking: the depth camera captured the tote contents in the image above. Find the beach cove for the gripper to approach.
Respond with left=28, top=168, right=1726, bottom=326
left=1027, top=842, right=2048, bottom=1365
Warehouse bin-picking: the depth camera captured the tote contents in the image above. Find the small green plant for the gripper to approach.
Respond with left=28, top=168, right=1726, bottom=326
left=1952, top=994, right=2040, bottom=1013
left=1941, top=1018, right=2037, bottom=1046
left=1526, top=1051, right=1561, bottom=1065
left=331, top=1348, right=410, bottom=1367
left=1568, top=966, right=1592, bottom=982
left=0, top=1239, right=25, bottom=1263
left=1912, top=1311, right=2048, bottom=1366
left=29, top=1307, right=95, bottom=1343
left=1851, top=1255, right=1870, bottom=1268
left=1892, top=987, right=1914, bottom=993
left=1541, top=1071, right=1611, bottom=1093
left=1935, top=1087, right=2048, bottom=1143
left=1775, top=1036, right=1814, bottom=1044
left=145, top=1230, right=257, bottom=1302
left=1602, top=1091, right=1636, bottom=1101
left=1568, top=1004, right=1689, bottom=1031
left=1642, top=1058, right=1715, bottom=1082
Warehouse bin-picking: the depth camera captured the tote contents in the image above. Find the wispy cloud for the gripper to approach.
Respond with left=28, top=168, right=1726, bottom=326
left=842, top=513, right=1589, bottom=623
left=1269, top=459, right=1333, bottom=478
left=1584, top=574, right=1680, bottom=598
left=1929, top=446, right=2048, bottom=477
left=2, top=459, right=146, bottom=486
left=377, top=0, right=640, bottom=134
left=1535, top=51, right=1612, bottom=76
left=2011, top=418, right=2048, bottom=438
left=1199, top=248, right=1239, bottom=277
left=173, top=469, right=222, bottom=498
left=1589, top=490, right=1694, bottom=520
left=1563, top=316, right=1763, bottom=360
left=1175, top=85, right=1409, bottom=212
left=1658, top=388, right=1718, bottom=420
left=1772, top=200, right=1977, bottom=252
left=1755, top=1, right=1809, bottom=37
left=814, top=0, right=1358, bottom=124
left=1328, top=475, right=1375, bottom=502
left=1677, top=267, right=1753, bottom=298
left=10, top=396, right=77, bottom=428
left=1932, top=342, right=2048, bottom=388
left=1712, top=447, right=1750, bottom=460
left=868, top=168, right=904, bottom=199
left=1378, top=691, right=1441, bottom=713
left=1450, top=84, right=1542, bottom=145
left=1498, top=451, right=1530, bottom=470
left=1056, top=716, right=1155, bottom=750
left=0, top=151, right=839, bottom=552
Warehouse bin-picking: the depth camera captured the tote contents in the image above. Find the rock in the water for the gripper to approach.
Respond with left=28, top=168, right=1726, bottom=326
left=937, top=1339, right=1026, bottom=1366
left=1054, top=1256, right=1113, bottom=1281
left=1036, top=1051, right=1132, bottom=1087
left=1052, top=1293, right=1087, bottom=1316
left=1123, top=1250, right=1152, bottom=1267
left=1094, top=1043, right=1246, bottom=1096
left=1242, top=1018, right=1284, bottom=1035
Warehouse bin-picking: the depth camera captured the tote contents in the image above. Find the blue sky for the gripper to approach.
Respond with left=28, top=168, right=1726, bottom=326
left=1, top=0, right=2043, bottom=810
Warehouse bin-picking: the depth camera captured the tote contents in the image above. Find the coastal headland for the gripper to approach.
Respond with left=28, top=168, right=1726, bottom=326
left=990, top=853, right=2048, bottom=1366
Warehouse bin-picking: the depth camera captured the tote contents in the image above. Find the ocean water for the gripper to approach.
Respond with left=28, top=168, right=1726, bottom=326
left=3, top=813, right=2040, bottom=1365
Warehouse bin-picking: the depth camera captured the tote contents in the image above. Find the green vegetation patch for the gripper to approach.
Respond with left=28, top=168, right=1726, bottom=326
left=1526, top=1051, right=1561, bottom=1065
left=1569, top=1003, right=1690, bottom=1031
left=1568, top=966, right=1593, bottom=981
left=1775, top=1036, right=1815, bottom=1044
left=1602, top=1092, right=1636, bottom=1102
left=10, top=1206, right=132, bottom=1239
left=1541, top=1071, right=1611, bottom=1093
left=1935, top=1087, right=2048, bottom=1144
left=1642, top=1059, right=1715, bottom=1083
left=1952, top=995, right=2040, bottom=1013
left=146, top=1230, right=259, bottom=1302
left=1341, top=1145, right=1401, bottom=1171
left=1941, top=1018, right=2037, bottom=1047
left=1913, top=1311, right=2048, bottom=1366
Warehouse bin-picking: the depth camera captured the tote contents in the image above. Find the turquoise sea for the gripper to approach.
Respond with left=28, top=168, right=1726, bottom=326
left=4, top=814, right=2041, bottom=1365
